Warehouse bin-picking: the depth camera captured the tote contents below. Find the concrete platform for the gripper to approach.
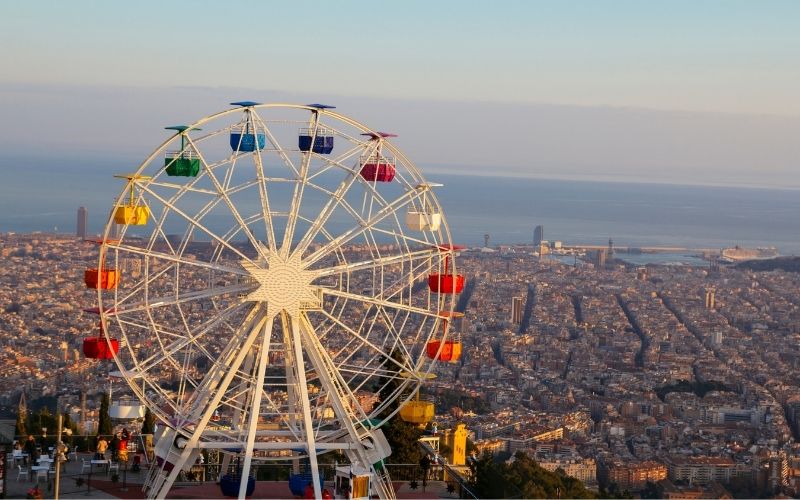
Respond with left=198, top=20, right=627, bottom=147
left=4, top=453, right=460, bottom=499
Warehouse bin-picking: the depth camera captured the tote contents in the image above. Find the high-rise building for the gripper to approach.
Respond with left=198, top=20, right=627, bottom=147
left=705, top=287, right=716, bottom=309
left=533, top=225, right=544, bottom=246
left=511, top=296, right=524, bottom=324
left=77, top=206, right=88, bottom=239
left=593, top=249, right=607, bottom=269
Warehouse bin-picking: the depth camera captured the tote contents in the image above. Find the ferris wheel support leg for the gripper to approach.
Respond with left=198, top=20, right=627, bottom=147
left=289, top=312, right=322, bottom=499
left=239, top=315, right=274, bottom=499
left=298, top=315, right=396, bottom=499
left=154, top=309, right=268, bottom=499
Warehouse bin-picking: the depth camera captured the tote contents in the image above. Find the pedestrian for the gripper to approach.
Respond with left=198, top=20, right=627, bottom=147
left=119, top=428, right=130, bottom=462
left=24, top=435, right=38, bottom=465
left=110, top=432, right=120, bottom=461
left=97, top=435, right=108, bottom=459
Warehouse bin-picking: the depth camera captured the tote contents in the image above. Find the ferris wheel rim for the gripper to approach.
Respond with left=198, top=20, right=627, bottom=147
left=91, top=102, right=461, bottom=499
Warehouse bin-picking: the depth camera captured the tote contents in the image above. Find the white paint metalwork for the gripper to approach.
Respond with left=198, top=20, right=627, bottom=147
left=94, top=104, right=459, bottom=499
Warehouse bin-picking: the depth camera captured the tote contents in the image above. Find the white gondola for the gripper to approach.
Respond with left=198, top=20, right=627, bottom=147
left=406, top=184, right=443, bottom=231
left=109, top=397, right=146, bottom=419
left=406, top=210, right=441, bottom=231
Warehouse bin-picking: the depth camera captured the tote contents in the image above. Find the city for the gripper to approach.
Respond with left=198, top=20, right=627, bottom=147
left=2, top=228, right=800, bottom=498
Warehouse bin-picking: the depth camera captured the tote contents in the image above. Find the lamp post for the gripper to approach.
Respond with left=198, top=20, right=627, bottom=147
left=121, top=452, right=129, bottom=492
left=54, top=416, right=66, bottom=500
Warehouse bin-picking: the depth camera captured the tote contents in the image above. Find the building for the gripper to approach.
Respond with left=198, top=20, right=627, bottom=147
left=592, top=249, right=607, bottom=269
left=443, top=423, right=468, bottom=466
left=602, top=460, right=668, bottom=491
left=667, top=456, right=740, bottom=486
left=705, top=287, right=716, bottom=309
left=533, top=225, right=544, bottom=246
left=511, top=296, right=523, bottom=324
left=538, top=457, right=597, bottom=486
left=503, top=427, right=564, bottom=453
left=76, top=206, right=88, bottom=239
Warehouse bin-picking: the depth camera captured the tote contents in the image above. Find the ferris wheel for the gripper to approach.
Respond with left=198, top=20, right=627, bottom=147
left=84, top=102, right=465, bottom=499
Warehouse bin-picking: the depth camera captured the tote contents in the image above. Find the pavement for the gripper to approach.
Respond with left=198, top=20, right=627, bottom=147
left=4, top=453, right=461, bottom=499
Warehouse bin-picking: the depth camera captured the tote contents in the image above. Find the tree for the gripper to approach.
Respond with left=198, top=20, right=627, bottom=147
left=142, top=407, right=155, bottom=435
left=470, top=451, right=596, bottom=499
left=15, top=406, right=27, bottom=438
left=375, top=347, right=423, bottom=465
left=97, top=393, right=112, bottom=436
left=62, top=412, right=79, bottom=434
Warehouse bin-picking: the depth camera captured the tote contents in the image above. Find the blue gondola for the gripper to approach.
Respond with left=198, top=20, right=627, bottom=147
left=230, top=125, right=266, bottom=152
left=298, top=127, right=334, bottom=154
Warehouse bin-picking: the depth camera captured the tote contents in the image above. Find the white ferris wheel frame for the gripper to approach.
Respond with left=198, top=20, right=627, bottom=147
left=92, top=103, right=461, bottom=500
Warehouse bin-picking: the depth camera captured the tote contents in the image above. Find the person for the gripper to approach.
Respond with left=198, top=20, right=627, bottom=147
left=96, top=436, right=108, bottom=459
left=119, top=428, right=130, bottom=462
left=110, top=433, right=120, bottom=461
left=24, top=435, right=38, bottom=465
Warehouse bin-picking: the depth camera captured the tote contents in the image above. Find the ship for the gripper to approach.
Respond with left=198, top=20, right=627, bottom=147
left=720, top=246, right=778, bottom=262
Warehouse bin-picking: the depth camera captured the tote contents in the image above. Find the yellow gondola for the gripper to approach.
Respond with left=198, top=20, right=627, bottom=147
left=113, top=174, right=151, bottom=225
left=399, top=395, right=435, bottom=425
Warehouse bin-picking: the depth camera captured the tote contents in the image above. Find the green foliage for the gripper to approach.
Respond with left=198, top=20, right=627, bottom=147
left=736, top=256, right=800, bottom=273
left=28, top=407, right=58, bottom=435
left=382, top=417, right=422, bottom=464
left=375, top=347, right=423, bottom=464
left=61, top=412, right=79, bottom=434
left=640, top=481, right=663, bottom=499
left=142, top=407, right=156, bottom=435
left=376, top=347, right=409, bottom=416
left=97, top=393, right=112, bottom=436
left=434, top=390, right=491, bottom=415
left=470, top=451, right=596, bottom=499
left=655, top=379, right=730, bottom=401
left=15, top=407, right=27, bottom=437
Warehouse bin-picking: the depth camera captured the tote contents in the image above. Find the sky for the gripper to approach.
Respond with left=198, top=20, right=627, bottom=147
left=0, top=0, right=798, bottom=187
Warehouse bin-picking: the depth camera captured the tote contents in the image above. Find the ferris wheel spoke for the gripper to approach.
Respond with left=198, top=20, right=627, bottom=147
left=113, top=283, right=253, bottom=315
left=280, top=118, right=319, bottom=256
left=240, top=313, right=273, bottom=494
left=317, top=286, right=440, bottom=319
left=304, top=187, right=427, bottom=267
left=314, top=309, right=396, bottom=365
left=365, top=225, right=439, bottom=248
left=158, top=305, right=270, bottom=496
left=304, top=141, right=366, bottom=184
left=313, top=247, right=437, bottom=278
left=291, top=170, right=360, bottom=259
left=137, top=183, right=257, bottom=265
left=107, top=243, right=247, bottom=276
left=299, top=316, right=371, bottom=458
left=144, top=180, right=218, bottom=196
left=133, top=301, right=253, bottom=375
left=292, top=141, right=383, bottom=250
left=187, top=138, right=265, bottom=259
left=253, top=112, right=300, bottom=178
left=253, top=150, right=278, bottom=252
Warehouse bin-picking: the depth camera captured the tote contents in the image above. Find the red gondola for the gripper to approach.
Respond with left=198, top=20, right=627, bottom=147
left=84, top=268, right=120, bottom=289
left=360, top=161, right=396, bottom=182
left=83, top=336, right=120, bottom=359
left=427, top=246, right=465, bottom=294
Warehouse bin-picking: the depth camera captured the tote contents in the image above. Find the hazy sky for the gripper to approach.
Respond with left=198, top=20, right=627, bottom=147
left=1, top=0, right=798, bottom=187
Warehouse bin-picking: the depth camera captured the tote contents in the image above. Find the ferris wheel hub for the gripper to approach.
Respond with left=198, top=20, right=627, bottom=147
left=241, top=252, right=319, bottom=316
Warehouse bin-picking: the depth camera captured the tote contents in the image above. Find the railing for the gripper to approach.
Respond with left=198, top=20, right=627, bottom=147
left=165, top=149, right=199, bottom=159
left=299, top=127, right=333, bottom=136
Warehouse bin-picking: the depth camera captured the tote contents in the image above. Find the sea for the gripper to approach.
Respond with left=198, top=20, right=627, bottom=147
left=1, top=162, right=798, bottom=258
